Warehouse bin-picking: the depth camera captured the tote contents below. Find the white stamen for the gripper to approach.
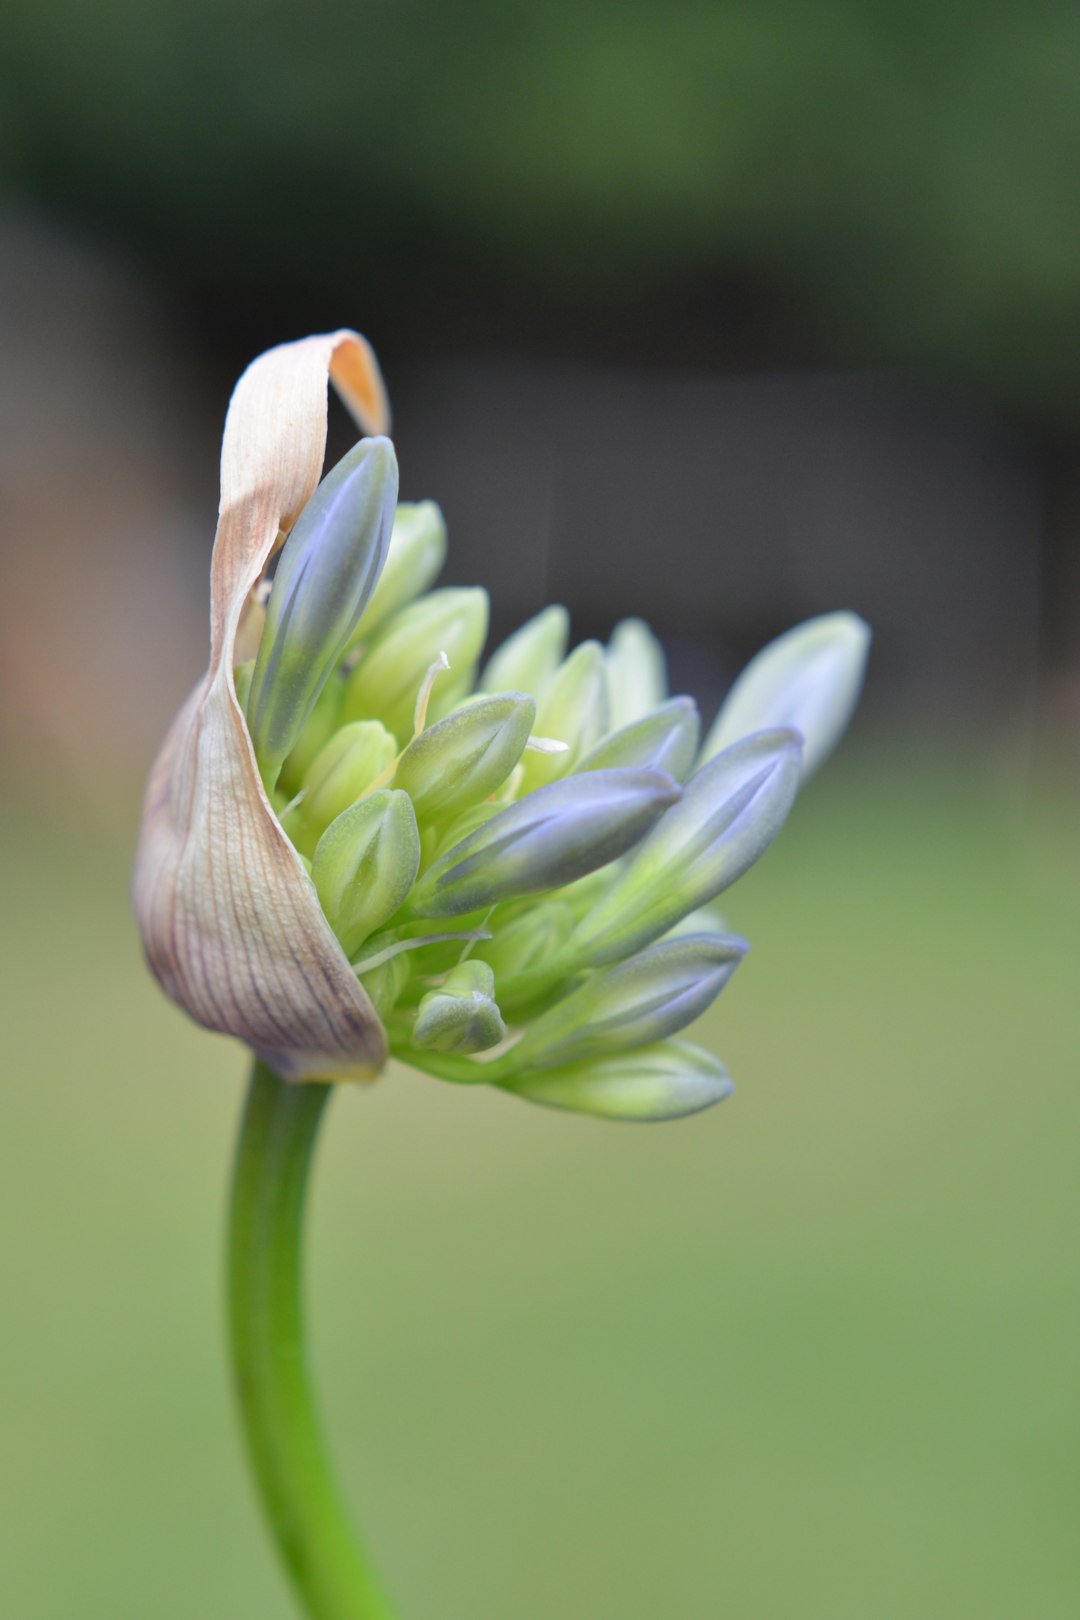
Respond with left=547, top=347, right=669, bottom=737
left=278, top=786, right=308, bottom=821
left=524, top=734, right=570, bottom=755
left=457, top=907, right=496, bottom=964
left=413, top=650, right=451, bottom=736
left=351, top=929, right=492, bottom=976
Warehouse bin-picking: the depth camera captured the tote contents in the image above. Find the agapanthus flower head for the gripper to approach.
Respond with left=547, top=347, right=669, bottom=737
left=134, top=331, right=870, bottom=1116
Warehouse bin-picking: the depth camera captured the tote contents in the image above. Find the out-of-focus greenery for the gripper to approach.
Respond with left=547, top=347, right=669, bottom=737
left=5, top=3, right=1080, bottom=412
left=4, top=753, right=1078, bottom=1618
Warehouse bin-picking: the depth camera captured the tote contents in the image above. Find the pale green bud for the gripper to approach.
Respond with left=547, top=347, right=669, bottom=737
left=503, top=1039, right=733, bottom=1122
left=348, top=501, right=447, bottom=644
left=606, top=618, right=667, bottom=728
left=429, top=799, right=503, bottom=859
left=311, top=789, right=421, bottom=958
left=233, top=659, right=255, bottom=712
left=342, top=587, right=490, bottom=740
left=476, top=902, right=574, bottom=979
left=507, top=933, right=746, bottom=1072
left=412, top=960, right=505, bottom=1054
left=479, top=604, right=569, bottom=698
left=577, top=697, right=700, bottom=781
left=407, top=767, right=681, bottom=919
left=569, top=729, right=802, bottom=965
left=701, top=611, right=871, bottom=778
left=518, top=640, right=610, bottom=793
left=664, top=903, right=729, bottom=939
left=277, top=675, right=345, bottom=798
left=246, top=437, right=398, bottom=788
left=358, top=950, right=411, bottom=1022
left=394, top=692, right=536, bottom=824
left=286, top=720, right=397, bottom=856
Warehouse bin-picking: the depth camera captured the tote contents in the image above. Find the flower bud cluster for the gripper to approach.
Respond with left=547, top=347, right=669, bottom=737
left=242, top=440, right=870, bottom=1121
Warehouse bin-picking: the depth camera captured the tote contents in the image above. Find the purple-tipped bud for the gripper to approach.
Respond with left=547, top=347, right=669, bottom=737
left=407, top=767, right=681, bottom=919
left=569, top=729, right=802, bottom=965
left=246, top=436, right=398, bottom=788
left=503, top=1039, right=733, bottom=1122
left=509, top=933, right=746, bottom=1071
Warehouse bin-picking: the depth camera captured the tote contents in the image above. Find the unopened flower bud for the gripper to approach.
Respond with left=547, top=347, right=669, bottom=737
left=508, top=933, right=746, bottom=1071
left=343, top=587, right=489, bottom=740
left=701, top=611, right=871, bottom=778
left=312, top=789, right=420, bottom=958
left=286, top=720, right=397, bottom=856
left=518, top=640, right=609, bottom=793
left=477, top=902, right=574, bottom=979
left=348, top=501, right=447, bottom=645
left=480, top=605, right=569, bottom=698
left=407, top=767, right=681, bottom=918
left=411, top=960, right=505, bottom=1054
left=569, top=729, right=802, bottom=964
left=277, top=675, right=345, bottom=798
left=577, top=696, right=700, bottom=780
left=393, top=692, right=536, bottom=824
left=606, top=618, right=667, bottom=728
left=503, top=1039, right=733, bottom=1122
left=358, top=950, right=411, bottom=1021
left=246, top=436, right=398, bottom=788
left=233, top=659, right=255, bottom=712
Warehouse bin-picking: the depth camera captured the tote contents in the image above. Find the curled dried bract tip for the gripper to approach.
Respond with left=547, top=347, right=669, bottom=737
left=132, top=331, right=393, bottom=1082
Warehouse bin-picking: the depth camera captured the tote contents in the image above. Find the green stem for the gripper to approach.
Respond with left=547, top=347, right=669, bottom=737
left=228, top=1060, right=398, bottom=1620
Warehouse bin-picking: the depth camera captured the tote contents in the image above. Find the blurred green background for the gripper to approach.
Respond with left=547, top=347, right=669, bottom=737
left=2, top=1, right=1080, bottom=1617
left=3, top=760, right=1078, bottom=1618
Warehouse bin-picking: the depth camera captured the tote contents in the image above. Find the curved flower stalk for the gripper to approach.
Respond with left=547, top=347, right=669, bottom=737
left=133, top=330, right=870, bottom=1620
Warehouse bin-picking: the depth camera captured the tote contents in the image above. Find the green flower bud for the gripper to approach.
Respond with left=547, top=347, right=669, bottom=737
left=476, top=902, right=574, bottom=979
left=277, top=674, right=345, bottom=798
left=393, top=692, right=536, bottom=825
left=606, top=618, right=667, bottom=728
left=412, top=960, right=505, bottom=1054
left=342, top=587, right=490, bottom=740
left=246, top=436, right=398, bottom=788
left=664, top=902, right=729, bottom=939
left=518, top=640, right=610, bottom=793
left=568, top=729, right=802, bottom=965
left=701, top=611, right=871, bottom=778
left=286, top=720, right=398, bottom=856
left=577, top=697, right=700, bottom=781
left=358, top=950, right=411, bottom=1021
left=311, top=789, right=421, bottom=958
left=507, top=933, right=746, bottom=1072
left=407, top=767, right=681, bottom=919
left=348, top=501, right=447, bottom=645
left=479, top=604, right=569, bottom=698
left=503, top=1039, right=733, bottom=1122
left=233, top=658, right=255, bottom=712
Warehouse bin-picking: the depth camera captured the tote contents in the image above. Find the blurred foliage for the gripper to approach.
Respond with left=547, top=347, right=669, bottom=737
left=4, top=753, right=1079, bottom=1617
left=5, top=2, right=1080, bottom=413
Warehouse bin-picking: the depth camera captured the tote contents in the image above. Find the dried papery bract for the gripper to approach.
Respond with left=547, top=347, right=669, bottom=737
left=133, top=331, right=392, bottom=1082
